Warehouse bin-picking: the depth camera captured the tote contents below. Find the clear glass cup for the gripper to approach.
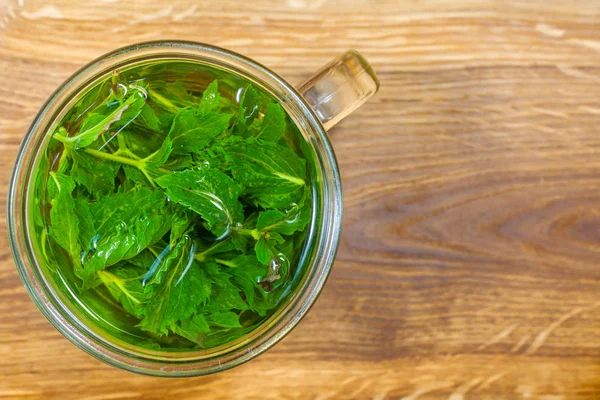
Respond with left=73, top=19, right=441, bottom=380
left=7, top=41, right=379, bottom=376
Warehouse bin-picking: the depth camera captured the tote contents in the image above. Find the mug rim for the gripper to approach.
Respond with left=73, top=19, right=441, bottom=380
left=7, top=40, right=343, bottom=376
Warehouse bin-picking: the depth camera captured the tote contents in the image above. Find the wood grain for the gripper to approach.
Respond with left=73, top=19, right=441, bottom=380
left=1, top=0, right=600, bottom=398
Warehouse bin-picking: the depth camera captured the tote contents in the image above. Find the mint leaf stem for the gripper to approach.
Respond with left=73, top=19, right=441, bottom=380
left=233, top=227, right=260, bottom=240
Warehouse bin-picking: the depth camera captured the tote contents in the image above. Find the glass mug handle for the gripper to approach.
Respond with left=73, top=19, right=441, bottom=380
left=297, top=50, right=380, bottom=131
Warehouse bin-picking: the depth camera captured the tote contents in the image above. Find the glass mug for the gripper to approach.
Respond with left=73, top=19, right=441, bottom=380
left=7, top=41, right=379, bottom=376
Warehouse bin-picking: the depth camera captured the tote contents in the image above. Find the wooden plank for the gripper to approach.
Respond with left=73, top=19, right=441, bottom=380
left=1, top=0, right=600, bottom=398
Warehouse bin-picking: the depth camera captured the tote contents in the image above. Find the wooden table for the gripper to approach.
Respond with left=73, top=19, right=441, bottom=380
left=1, top=1, right=600, bottom=398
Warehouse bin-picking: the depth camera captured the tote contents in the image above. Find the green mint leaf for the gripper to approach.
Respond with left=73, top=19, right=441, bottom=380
left=33, top=151, right=51, bottom=232
left=144, top=137, right=173, bottom=169
left=170, top=314, right=210, bottom=346
left=169, top=110, right=232, bottom=154
left=127, top=246, right=161, bottom=270
left=254, top=236, right=289, bottom=292
left=250, top=290, right=280, bottom=317
left=122, top=128, right=166, bottom=159
left=138, top=236, right=211, bottom=335
left=169, top=207, right=195, bottom=246
left=209, top=284, right=249, bottom=312
left=233, top=85, right=260, bottom=136
left=78, top=186, right=171, bottom=285
left=122, top=164, right=147, bottom=185
left=67, top=80, right=112, bottom=125
left=70, top=151, right=119, bottom=196
left=47, top=172, right=81, bottom=270
left=58, top=91, right=145, bottom=149
left=194, top=238, right=236, bottom=263
left=98, top=264, right=149, bottom=318
left=80, top=134, right=171, bottom=187
left=198, top=80, right=221, bottom=114
left=256, top=209, right=306, bottom=236
left=225, top=255, right=267, bottom=307
left=231, top=232, right=251, bottom=253
left=256, top=190, right=312, bottom=235
left=229, top=212, right=258, bottom=253
left=214, top=254, right=255, bottom=269
left=197, top=135, right=244, bottom=172
left=246, top=118, right=263, bottom=137
left=204, top=262, right=249, bottom=312
left=266, top=232, right=284, bottom=244
left=206, top=311, right=241, bottom=329
left=135, top=103, right=161, bottom=131
left=162, top=154, right=193, bottom=172
left=156, top=166, right=243, bottom=237
left=224, top=141, right=306, bottom=208
left=255, top=236, right=274, bottom=265
left=74, top=196, right=95, bottom=255
left=256, top=103, right=286, bottom=142
left=148, top=81, right=196, bottom=113
left=113, top=94, right=147, bottom=130
left=77, top=114, right=104, bottom=135
left=158, top=112, right=175, bottom=132
left=254, top=230, right=285, bottom=290
left=163, top=154, right=194, bottom=172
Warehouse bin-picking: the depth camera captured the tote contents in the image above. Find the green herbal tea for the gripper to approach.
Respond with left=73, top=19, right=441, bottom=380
left=31, top=61, right=314, bottom=350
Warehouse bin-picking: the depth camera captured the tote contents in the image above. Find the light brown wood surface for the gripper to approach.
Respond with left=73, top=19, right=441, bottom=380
left=1, top=0, right=600, bottom=398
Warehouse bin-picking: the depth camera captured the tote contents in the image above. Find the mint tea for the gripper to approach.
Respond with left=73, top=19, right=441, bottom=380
left=31, top=61, right=315, bottom=350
